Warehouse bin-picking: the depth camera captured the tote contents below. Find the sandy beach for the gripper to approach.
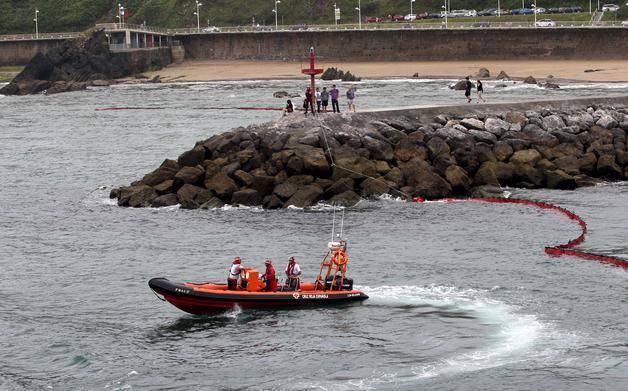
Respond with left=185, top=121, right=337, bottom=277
left=144, top=59, right=628, bottom=83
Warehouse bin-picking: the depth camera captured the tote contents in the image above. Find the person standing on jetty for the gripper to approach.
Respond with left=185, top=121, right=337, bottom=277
left=315, top=87, right=322, bottom=113
left=346, top=86, right=356, bottom=112
left=476, top=79, right=486, bottom=103
left=304, top=87, right=314, bottom=115
left=320, top=87, right=330, bottom=113
left=330, top=84, right=340, bottom=113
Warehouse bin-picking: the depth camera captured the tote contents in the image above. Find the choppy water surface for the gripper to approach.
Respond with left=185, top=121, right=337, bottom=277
left=0, top=80, right=627, bottom=390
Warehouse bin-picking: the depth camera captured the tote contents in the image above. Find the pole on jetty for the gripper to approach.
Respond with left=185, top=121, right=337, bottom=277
left=301, top=47, right=323, bottom=115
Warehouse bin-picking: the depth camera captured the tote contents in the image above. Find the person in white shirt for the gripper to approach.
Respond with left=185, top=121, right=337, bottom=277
left=227, top=257, right=244, bottom=290
left=284, top=256, right=301, bottom=290
left=315, top=87, right=322, bottom=113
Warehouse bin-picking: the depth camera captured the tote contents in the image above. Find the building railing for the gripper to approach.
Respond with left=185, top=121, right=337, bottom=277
left=1, top=20, right=626, bottom=42
left=171, top=20, right=627, bottom=34
left=0, top=32, right=80, bottom=41
left=95, top=23, right=171, bottom=35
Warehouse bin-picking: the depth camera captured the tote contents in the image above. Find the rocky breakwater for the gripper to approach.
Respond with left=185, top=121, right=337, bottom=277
left=0, top=30, right=170, bottom=95
left=112, top=103, right=628, bottom=209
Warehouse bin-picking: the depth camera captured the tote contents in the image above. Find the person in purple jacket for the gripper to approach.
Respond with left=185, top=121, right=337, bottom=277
left=330, top=84, right=340, bottom=113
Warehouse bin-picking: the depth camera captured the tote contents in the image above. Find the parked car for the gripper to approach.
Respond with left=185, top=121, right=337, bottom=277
left=512, top=8, right=534, bottom=15
left=448, top=9, right=477, bottom=17
left=602, top=4, right=620, bottom=12
left=388, top=14, right=405, bottom=22
left=534, top=7, right=546, bottom=14
left=492, top=8, right=512, bottom=15
left=404, top=14, right=417, bottom=21
left=568, top=6, right=584, bottom=13
left=478, top=8, right=496, bottom=16
left=622, top=20, right=628, bottom=26
left=425, top=13, right=441, bottom=19
left=202, top=26, right=220, bottom=32
left=535, top=19, right=556, bottom=27
left=417, top=12, right=429, bottom=19
left=365, top=16, right=383, bottom=23
left=547, top=7, right=562, bottom=13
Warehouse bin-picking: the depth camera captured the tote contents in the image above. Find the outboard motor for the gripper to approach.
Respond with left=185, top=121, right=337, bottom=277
left=325, top=276, right=353, bottom=291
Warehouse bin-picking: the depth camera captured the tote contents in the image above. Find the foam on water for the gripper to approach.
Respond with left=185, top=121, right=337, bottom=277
left=303, top=285, right=554, bottom=390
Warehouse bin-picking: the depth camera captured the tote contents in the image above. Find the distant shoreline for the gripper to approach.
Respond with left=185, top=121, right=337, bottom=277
left=142, top=59, right=628, bottom=84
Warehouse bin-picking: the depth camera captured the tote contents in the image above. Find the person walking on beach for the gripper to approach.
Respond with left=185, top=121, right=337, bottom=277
left=315, top=87, right=322, bottom=113
left=476, top=79, right=486, bottom=103
left=320, top=87, right=329, bottom=113
left=346, top=86, right=356, bottom=112
left=464, top=77, right=473, bottom=104
left=330, top=84, right=340, bottom=113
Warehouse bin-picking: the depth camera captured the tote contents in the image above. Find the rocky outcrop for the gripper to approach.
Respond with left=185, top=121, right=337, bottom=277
left=112, top=103, right=628, bottom=209
left=320, top=67, right=361, bottom=81
left=0, top=29, right=170, bottom=96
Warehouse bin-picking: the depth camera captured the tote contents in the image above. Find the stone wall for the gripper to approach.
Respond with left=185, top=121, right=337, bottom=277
left=0, top=39, right=67, bottom=66
left=177, top=28, right=628, bottom=61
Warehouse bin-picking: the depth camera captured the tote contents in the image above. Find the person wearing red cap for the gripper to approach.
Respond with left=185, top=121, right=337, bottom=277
left=284, top=256, right=301, bottom=291
left=261, top=259, right=277, bottom=292
left=227, top=257, right=243, bottom=290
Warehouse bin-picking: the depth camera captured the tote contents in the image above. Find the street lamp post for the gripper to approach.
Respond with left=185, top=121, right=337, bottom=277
left=532, top=3, right=537, bottom=27
left=194, top=1, right=203, bottom=30
left=497, top=0, right=501, bottom=17
left=117, top=4, right=125, bottom=26
left=273, top=0, right=281, bottom=29
left=442, top=4, right=448, bottom=28
left=410, top=0, right=415, bottom=17
left=355, top=0, right=361, bottom=29
left=34, top=8, right=39, bottom=38
left=334, top=3, right=338, bottom=26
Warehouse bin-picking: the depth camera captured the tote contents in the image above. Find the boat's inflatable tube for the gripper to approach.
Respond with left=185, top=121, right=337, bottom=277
left=413, top=197, right=628, bottom=269
left=149, top=277, right=368, bottom=314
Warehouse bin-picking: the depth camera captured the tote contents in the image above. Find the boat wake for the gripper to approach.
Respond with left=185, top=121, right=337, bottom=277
left=301, top=285, right=573, bottom=390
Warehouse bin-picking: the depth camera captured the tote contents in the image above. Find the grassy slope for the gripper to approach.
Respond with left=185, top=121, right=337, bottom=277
left=0, top=0, right=622, bottom=34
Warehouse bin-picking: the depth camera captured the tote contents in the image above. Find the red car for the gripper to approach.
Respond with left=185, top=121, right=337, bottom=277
left=388, top=14, right=405, bottom=22
left=365, top=16, right=383, bottom=23
left=417, top=12, right=429, bottom=19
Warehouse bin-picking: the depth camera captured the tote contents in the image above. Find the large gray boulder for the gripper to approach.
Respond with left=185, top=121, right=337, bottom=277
left=231, top=188, right=261, bottom=206
left=205, top=172, right=238, bottom=199
left=117, top=185, right=158, bottom=207
left=285, top=185, right=324, bottom=208
left=177, top=184, right=213, bottom=209
left=141, top=159, right=180, bottom=186
left=484, top=118, right=510, bottom=137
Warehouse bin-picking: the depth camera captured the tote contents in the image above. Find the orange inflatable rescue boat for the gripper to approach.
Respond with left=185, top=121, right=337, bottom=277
left=149, top=239, right=368, bottom=314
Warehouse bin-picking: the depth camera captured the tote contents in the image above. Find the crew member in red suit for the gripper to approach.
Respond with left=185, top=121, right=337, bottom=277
left=261, top=259, right=277, bottom=292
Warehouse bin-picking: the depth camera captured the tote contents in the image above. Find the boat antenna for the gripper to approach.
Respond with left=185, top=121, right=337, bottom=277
left=331, top=204, right=336, bottom=243
left=339, top=208, right=345, bottom=239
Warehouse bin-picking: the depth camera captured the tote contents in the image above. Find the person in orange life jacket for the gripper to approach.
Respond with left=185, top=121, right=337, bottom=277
left=285, top=256, right=301, bottom=290
left=227, top=257, right=244, bottom=290
left=261, top=259, right=277, bottom=292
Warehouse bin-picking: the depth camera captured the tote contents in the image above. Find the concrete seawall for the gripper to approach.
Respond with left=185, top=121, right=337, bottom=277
left=111, top=47, right=173, bottom=73
left=362, top=95, right=628, bottom=122
left=178, top=28, right=628, bottom=61
left=0, top=39, right=67, bottom=66
left=3, top=28, right=628, bottom=66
